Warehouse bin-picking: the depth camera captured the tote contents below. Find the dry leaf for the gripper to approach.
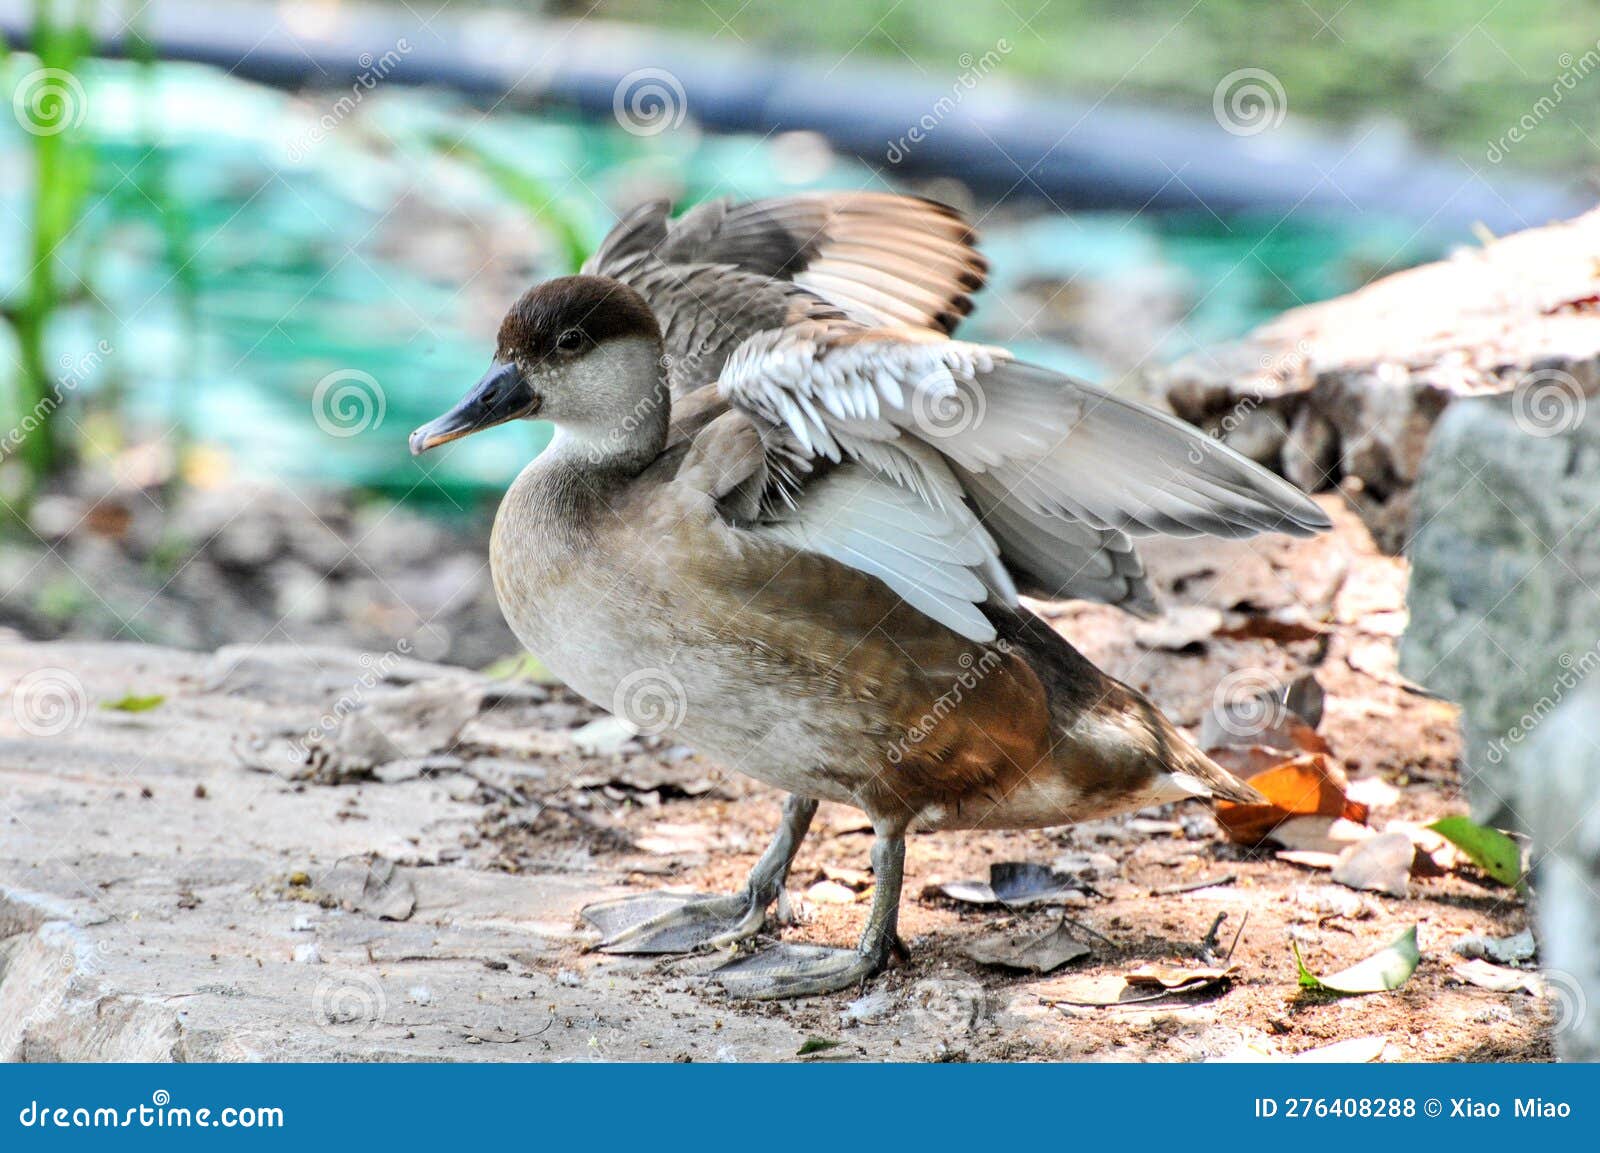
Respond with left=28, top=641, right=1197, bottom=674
left=1209, top=744, right=1297, bottom=779
left=1345, top=777, right=1401, bottom=809
left=962, top=923, right=1091, bottom=974
left=1451, top=959, right=1544, bottom=995
left=1200, top=671, right=1327, bottom=752
left=938, top=862, right=1086, bottom=907
left=1125, top=963, right=1238, bottom=992
left=1276, top=849, right=1343, bottom=871
left=1212, top=1035, right=1388, bottom=1063
left=806, top=880, right=859, bottom=905
left=820, top=864, right=873, bottom=890
left=1040, top=962, right=1236, bottom=1007
left=1330, top=832, right=1415, bottom=898
left=1295, top=924, right=1420, bottom=995
left=1214, top=753, right=1368, bottom=844
left=1269, top=815, right=1375, bottom=854
left=1214, top=615, right=1330, bottom=645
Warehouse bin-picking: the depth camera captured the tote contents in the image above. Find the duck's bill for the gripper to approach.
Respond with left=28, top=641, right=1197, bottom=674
left=409, top=361, right=536, bottom=455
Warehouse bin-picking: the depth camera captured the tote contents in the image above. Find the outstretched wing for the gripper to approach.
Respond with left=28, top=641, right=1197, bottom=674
left=674, top=407, right=1018, bottom=644
left=585, top=192, right=988, bottom=395
left=710, top=321, right=1331, bottom=640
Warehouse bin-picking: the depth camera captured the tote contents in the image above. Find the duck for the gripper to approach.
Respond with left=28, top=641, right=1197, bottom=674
left=410, top=191, right=1330, bottom=999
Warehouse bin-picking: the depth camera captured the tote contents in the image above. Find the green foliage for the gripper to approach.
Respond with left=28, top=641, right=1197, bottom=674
left=101, top=692, right=166, bottom=712
left=1295, top=925, right=1421, bottom=995
left=1, top=0, right=97, bottom=506
left=1429, top=816, right=1525, bottom=887
left=590, top=0, right=1595, bottom=171
left=435, top=133, right=592, bottom=274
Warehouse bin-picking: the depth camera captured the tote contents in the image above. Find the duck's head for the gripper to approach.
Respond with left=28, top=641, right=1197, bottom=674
left=409, top=275, right=664, bottom=456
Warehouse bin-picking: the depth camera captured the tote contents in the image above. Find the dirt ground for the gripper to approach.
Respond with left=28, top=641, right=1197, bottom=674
left=0, top=494, right=1555, bottom=1062
left=468, top=495, right=1552, bottom=1062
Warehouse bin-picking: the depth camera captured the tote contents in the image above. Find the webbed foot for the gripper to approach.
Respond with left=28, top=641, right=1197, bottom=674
left=580, top=794, right=818, bottom=956
left=713, top=829, right=907, bottom=1000
left=711, top=941, right=890, bottom=999
left=582, top=889, right=765, bottom=954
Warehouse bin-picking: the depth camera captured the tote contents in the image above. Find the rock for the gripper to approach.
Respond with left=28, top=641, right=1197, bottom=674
left=1520, top=681, right=1600, bottom=1062
left=1400, top=364, right=1600, bottom=1061
left=571, top=715, right=640, bottom=757
left=0, top=640, right=821, bottom=1062
left=1151, top=207, right=1600, bottom=552
left=841, top=989, right=897, bottom=1026
left=1453, top=929, right=1537, bottom=966
left=1282, top=405, right=1339, bottom=494
left=1400, top=384, right=1600, bottom=827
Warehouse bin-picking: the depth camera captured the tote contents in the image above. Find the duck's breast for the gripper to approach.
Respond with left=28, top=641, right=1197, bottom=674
left=488, top=459, right=880, bottom=803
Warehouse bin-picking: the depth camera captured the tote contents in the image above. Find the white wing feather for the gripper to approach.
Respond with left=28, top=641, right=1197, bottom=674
left=722, top=328, right=1330, bottom=539
left=718, top=325, right=1328, bottom=642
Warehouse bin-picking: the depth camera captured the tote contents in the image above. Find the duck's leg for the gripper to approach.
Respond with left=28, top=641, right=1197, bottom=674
left=712, top=829, right=905, bottom=1000
left=581, top=794, right=818, bottom=954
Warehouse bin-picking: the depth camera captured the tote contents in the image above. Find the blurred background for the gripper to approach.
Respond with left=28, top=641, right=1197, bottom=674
left=1, top=0, right=1594, bottom=667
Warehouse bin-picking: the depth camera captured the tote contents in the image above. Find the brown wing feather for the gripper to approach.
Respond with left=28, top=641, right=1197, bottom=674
left=583, top=192, right=990, bottom=398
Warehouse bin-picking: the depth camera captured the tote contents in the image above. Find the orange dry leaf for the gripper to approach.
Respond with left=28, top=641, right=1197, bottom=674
left=1214, top=753, right=1370, bottom=845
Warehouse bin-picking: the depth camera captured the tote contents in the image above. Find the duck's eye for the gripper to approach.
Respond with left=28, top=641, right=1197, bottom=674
left=555, top=329, right=584, bottom=353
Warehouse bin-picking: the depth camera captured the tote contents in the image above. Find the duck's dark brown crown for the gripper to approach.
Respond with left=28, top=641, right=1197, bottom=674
left=497, top=275, right=660, bottom=361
